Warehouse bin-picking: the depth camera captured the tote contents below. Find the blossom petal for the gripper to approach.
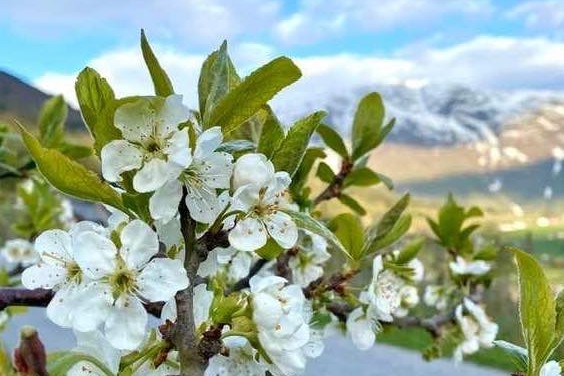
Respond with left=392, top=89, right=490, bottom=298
left=100, top=140, right=143, bottom=182
left=71, top=282, right=112, bottom=332
left=114, top=99, right=154, bottom=143
left=157, top=95, right=190, bottom=138
left=74, top=231, right=117, bottom=280
left=73, top=330, right=121, bottom=375
left=185, top=185, right=226, bottom=224
left=347, top=308, right=375, bottom=351
left=46, top=286, right=78, bottom=328
left=232, top=153, right=275, bottom=190
left=105, top=296, right=147, bottom=350
left=194, top=284, right=213, bottom=326
left=264, top=211, right=298, bottom=249
left=199, top=152, right=233, bottom=189
left=21, top=263, right=66, bottom=289
left=133, top=158, right=172, bottom=193
left=194, top=127, right=223, bottom=160
left=149, top=180, right=183, bottom=222
left=228, top=217, right=267, bottom=252
left=164, top=129, right=192, bottom=169
left=137, top=258, right=189, bottom=302
left=34, top=229, right=73, bottom=265
left=120, top=220, right=159, bottom=269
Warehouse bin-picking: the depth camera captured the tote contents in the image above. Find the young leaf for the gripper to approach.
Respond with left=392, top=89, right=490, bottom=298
left=140, top=29, right=174, bottom=97
left=75, top=68, right=117, bottom=155
left=338, top=194, right=366, bottom=216
left=510, top=247, right=557, bottom=376
left=363, top=194, right=411, bottom=254
left=282, top=209, right=351, bottom=259
left=271, top=111, right=326, bottom=177
left=317, top=124, right=348, bottom=159
left=38, top=95, right=67, bottom=148
left=395, top=238, right=424, bottom=264
left=343, top=167, right=381, bottom=188
left=289, top=147, right=325, bottom=199
left=351, top=93, right=385, bottom=161
left=329, top=213, right=364, bottom=260
left=257, top=107, right=285, bottom=158
left=206, top=57, right=301, bottom=134
left=316, top=162, right=335, bottom=183
left=215, top=140, right=255, bottom=154
left=17, top=125, right=126, bottom=212
left=494, top=340, right=528, bottom=372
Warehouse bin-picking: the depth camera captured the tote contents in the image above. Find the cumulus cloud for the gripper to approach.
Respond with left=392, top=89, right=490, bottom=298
left=1, top=0, right=281, bottom=46
left=34, top=36, right=564, bottom=114
left=507, top=1, right=564, bottom=31
left=275, top=0, right=494, bottom=45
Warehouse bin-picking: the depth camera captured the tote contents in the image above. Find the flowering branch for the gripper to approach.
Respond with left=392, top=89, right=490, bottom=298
left=174, top=188, right=206, bottom=376
left=230, top=258, right=269, bottom=293
left=313, top=159, right=354, bottom=206
left=0, top=287, right=164, bottom=317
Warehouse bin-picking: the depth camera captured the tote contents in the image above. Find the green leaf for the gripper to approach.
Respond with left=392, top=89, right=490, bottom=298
left=17, top=124, right=126, bottom=212
left=257, top=107, right=285, bottom=158
left=140, top=30, right=174, bottom=97
left=338, top=193, right=366, bottom=216
left=555, top=290, right=564, bottom=344
left=256, top=237, right=284, bottom=260
left=395, top=238, right=424, bottom=264
left=510, top=247, right=557, bottom=376
left=289, top=147, right=325, bottom=200
left=363, top=194, right=411, bottom=254
left=351, top=92, right=385, bottom=161
left=282, top=209, right=351, bottom=259
left=317, top=124, right=348, bottom=159
left=271, top=111, right=325, bottom=176
left=215, top=140, right=255, bottom=154
left=199, top=41, right=240, bottom=118
left=329, top=213, right=364, bottom=260
left=48, top=351, right=114, bottom=376
left=343, top=167, right=381, bottom=188
left=316, top=162, right=335, bottom=183
left=207, top=57, right=301, bottom=135
left=38, top=95, right=67, bottom=148
left=75, top=67, right=117, bottom=155
left=494, top=340, right=528, bottom=372
left=58, top=143, right=93, bottom=159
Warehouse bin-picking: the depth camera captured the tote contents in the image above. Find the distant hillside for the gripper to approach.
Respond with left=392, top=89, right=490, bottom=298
left=0, top=70, right=84, bottom=131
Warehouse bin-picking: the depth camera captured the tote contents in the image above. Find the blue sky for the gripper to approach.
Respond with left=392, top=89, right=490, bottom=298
left=1, top=0, right=563, bottom=107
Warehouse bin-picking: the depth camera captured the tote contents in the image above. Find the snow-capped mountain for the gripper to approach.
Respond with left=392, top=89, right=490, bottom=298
left=273, top=83, right=563, bottom=145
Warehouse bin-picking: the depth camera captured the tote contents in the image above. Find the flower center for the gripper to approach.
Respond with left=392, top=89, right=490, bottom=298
left=109, top=266, right=137, bottom=298
left=66, top=262, right=82, bottom=284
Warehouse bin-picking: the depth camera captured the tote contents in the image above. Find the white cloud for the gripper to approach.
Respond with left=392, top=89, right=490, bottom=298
left=34, top=36, right=564, bottom=116
left=2, top=0, right=281, bottom=46
left=507, top=1, right=564, bottom=31
left=275, top=0, right=493, bottom=45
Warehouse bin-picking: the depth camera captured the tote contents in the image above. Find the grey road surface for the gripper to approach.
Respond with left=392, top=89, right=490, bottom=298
left=2, top=308, right=506, bottom=376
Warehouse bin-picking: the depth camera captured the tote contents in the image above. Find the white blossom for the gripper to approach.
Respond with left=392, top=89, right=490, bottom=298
left=228, top=154, right=298, bottom=252
left=424, top=285, right=449, bottom=311
left=71, top=219, right=189, bottom=350
left=449, top=256, right=491, bottom=276
left=541, top=361, right=562, bottom=376
left=101, top=95, right=191, bottom=193
left=454, top=298, right=498, bottom=362
left=198, top=246, right=254, bottom=282
left=289, top=232, right=330, bottom=287
left=161, top=284, right=213, bottom=327
left=346, top=306, right=378, bottom=351
left=58, top=198, right=76, bottom=227
left=1, top=238, right=38, bottom=265
left=360, top=256, right=403, bottom=322
left=150, top=127, right=233, bottom=224
left=21, top=222, right=105, bottom=328
left=250, top=275, right=310, bottom=376
left=205, top=337, right=267, bottom=376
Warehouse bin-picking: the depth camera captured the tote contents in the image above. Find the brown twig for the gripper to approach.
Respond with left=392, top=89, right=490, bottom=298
left=0, top=288, right=164, bottom=317
left=313, top=159, right=354, bottom=206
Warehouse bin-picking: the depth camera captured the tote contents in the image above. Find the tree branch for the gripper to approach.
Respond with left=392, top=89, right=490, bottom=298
left=174, top=188, right=206, bottom=376
left=313, top=159, right=353, bottom=206
left=0, top=288, right=163, bottom=317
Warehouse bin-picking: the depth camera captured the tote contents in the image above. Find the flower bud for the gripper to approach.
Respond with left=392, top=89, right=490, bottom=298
left=13, top=326, right=47, bottom=376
